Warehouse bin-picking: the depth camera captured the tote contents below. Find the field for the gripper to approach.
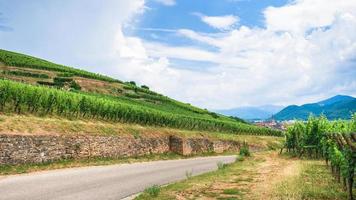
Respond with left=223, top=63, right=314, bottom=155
left=0, top=49, right=282, bottom=136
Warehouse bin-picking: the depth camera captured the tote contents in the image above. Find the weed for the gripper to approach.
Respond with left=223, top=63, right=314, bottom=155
left=144, top=185, right=160, bottom=197
left=239, top=143, right=250, bottom=157
left=217, top=161, right=227, bottom=170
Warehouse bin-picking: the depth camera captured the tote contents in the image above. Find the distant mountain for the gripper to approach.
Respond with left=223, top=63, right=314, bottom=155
left=274, top=95, right=356, bottom=120
left=217, top=105, right=284, bottom=120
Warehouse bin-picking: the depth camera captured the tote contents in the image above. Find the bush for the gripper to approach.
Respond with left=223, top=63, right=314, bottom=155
left=69, top=81, right=81, bottom=90
left=239, top=143, right=251, bottom=157
left=144, top=185, right=160, bottom=197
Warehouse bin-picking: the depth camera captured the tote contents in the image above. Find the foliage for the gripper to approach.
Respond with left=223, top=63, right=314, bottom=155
left=0, top=79, right=283, bottom=136
left=69, top=81, right=81, bottom=90
left=239, top=142, right=251, bottom=157
left=2, top=70, right=49, bottom=79
left=141, top=85, right=149, bottom=90
left=284, top=115, right=356, bottom=199
left=0, top=49, right=119, bottom=82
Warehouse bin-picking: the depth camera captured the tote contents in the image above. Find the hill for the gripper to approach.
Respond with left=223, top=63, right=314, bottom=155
left=0, top=49, right=282, bottom=136
left=274, top=95, right=356, bottom=120
left=217, top=105, right=283, bottom=120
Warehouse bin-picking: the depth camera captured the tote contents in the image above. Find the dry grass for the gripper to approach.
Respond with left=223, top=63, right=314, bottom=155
left=271, top=160, right=352, bottom=200
left=136, top=152, right=350, bottom=200
left=0, top=114, right=284, bottom=149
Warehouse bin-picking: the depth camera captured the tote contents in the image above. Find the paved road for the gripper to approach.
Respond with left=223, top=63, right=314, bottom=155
left=0, top=155, right=236, bottom=200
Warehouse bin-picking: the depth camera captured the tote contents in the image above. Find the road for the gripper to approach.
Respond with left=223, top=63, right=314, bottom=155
left=0, top=155, right=236, bottom=200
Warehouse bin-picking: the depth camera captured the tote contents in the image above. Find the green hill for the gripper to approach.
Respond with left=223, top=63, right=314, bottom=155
left=274, top=95, right=356, bottom=120
left=0, top=49, right=282, bottom=136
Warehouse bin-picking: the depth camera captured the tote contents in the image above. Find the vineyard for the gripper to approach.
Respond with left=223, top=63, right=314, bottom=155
left=0, top=49, right=233, bottom=121
left=0, top=49, right=283, bottom=136
left=283, top=115, right=356, bottom=199
left=0, top=79, right=282, bottom=136
left=0, top=49, right=119, bottom=82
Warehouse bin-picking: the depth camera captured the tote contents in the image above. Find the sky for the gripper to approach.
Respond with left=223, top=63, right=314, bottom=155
left=0, top=0, right=356, bottom=110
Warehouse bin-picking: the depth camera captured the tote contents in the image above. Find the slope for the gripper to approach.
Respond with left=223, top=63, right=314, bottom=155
left=274, top=95, right=356, bottom=120
left=0, top=49, right=281, bottom=136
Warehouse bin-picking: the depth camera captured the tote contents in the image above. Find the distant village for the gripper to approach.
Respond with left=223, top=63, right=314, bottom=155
left=251, top=119, right=295, bottom=131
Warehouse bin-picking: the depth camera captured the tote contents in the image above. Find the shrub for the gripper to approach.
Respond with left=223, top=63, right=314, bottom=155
left=69, top=81, right=81, bottom=90
left=239, top=143, right=251, bottom=157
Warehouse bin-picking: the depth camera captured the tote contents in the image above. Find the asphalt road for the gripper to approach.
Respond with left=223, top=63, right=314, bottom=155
left=0, top=155, right=236, bottom=200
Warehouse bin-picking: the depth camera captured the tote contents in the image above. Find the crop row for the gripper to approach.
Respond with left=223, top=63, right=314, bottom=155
left=0, top=49, right=120, bottom=83
left=284, top=116, right=356, bottom=200
left=0, top=79, right=282, bottom=136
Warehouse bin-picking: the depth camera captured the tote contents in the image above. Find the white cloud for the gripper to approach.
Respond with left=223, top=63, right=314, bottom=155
left=197, top=14, right=239, bottom=30
left=264, top=0, right=356, bottom=34
left=153, top=0, right=176, bottom=6
left=112, top=0, right=356, bottom=109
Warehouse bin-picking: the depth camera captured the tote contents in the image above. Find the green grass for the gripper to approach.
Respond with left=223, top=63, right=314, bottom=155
left=143, top=185, right=161, bottom=198
left=272, top=160, right=351, bottom=200
left=135, top=154, right=262, bottom=200
left=223, top=188, right=242, bottom=195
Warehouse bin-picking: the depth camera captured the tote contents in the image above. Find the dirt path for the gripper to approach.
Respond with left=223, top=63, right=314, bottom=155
left=168, top=151, right=301, bottom=200
left=244, top=152, right=300, bottom=199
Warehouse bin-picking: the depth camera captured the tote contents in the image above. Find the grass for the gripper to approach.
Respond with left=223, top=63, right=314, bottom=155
left=271, top=160, right=351, bottom=200
left=135, top=151, right=351, bottom=200
left=223, top=188, right=243, bottom=195
left=0, top=114, right=284, bottom=147
left=142, top=185, right=161, bottom=198
left=135, top=153, right=261, bottom=200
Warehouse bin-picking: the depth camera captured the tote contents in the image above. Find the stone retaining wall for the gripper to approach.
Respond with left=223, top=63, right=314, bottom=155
left=169, top=136, right=241, bottom=155
left=0, top=134, right=241, bottom=165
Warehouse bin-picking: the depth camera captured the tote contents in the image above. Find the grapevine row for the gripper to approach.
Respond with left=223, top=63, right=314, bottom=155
left=0, top=79, right=283, bottom=136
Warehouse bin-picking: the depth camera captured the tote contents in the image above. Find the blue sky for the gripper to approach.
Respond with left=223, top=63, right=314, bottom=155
left=0, top=0, right=356, bottom=109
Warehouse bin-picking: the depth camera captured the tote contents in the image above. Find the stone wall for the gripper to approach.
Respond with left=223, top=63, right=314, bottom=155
left=169, top=136, right=241, bottom=155
left=0, top=135, right=170, bottom=165
left=0, top=134, right=242, bottom=165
